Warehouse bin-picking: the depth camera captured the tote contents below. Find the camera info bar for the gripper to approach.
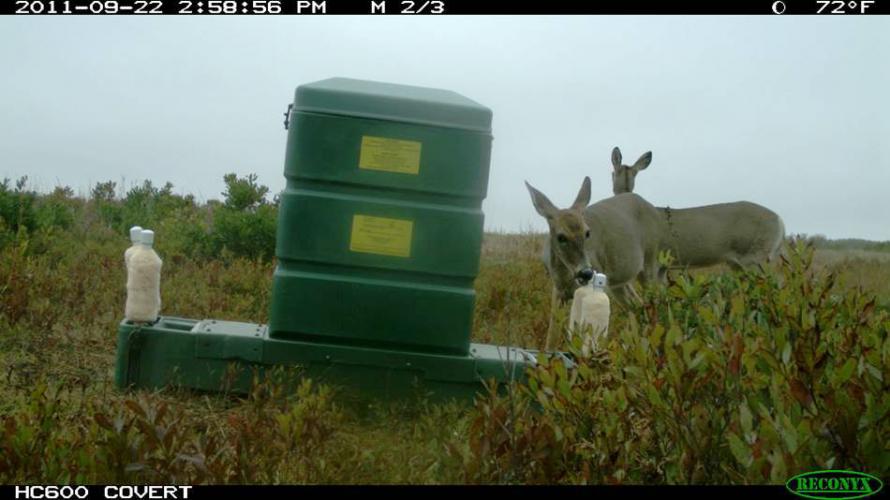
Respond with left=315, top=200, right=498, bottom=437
left=4, top=0, right=888, bottom=15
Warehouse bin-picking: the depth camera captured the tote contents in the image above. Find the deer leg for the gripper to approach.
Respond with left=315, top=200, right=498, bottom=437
left=641, top=249, right=661, bottom=285
left=649, top=262, right=661, bottom=284
left=638, top=261, right=659, bottom=292
left=609, top=285, right=628, bottom=307
left=726, top=256, right=745, bottom=272
left=545, top=286, right=558, bottom=351
left=610, top=283, right=641, bottom=308
left=626, top=283, right=643, bottom=305
left=733, top=254, right=776, bottom=274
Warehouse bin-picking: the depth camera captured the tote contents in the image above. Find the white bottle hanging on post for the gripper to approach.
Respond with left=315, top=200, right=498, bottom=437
left=568, top=272, right=610, bottom=357
left=125, top=229, right=163, bottom=323
left=124, top=225, right=143, bottom=269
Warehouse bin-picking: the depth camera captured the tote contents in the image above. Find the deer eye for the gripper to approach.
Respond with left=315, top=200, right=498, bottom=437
left=585, top=230, right=590, bottom=239
left=557, top=234, right=568, bottom=244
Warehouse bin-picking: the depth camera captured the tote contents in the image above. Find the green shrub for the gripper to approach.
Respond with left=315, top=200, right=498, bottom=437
left=34, top=186, right=77, bottom=231
left=120, top=180, right=195, bottom=233
left=90, top=180, right=122, bottom=230
left=209, top=204, right=277, bottom=262
left=206, top=173, right=277, bottom=262
left=80, top=175, right=279, bottom=262
left=800, top=233, right=890, bottom=254
left=0, top=177, right=38, bottom=247
left=221, top=173, right=270, bottom=212
left=445, top=382, right=567, bottom=484
left=465, top=240, right=889, bottom=484
left=0, top=374, right=342, bottom=484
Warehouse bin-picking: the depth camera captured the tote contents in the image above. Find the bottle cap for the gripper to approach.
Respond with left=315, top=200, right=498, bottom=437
left=593, top=272, right=608, bottom=289
left=129, top=226, right=143, bottom=243
left=140, top=229, right=155, bottom=246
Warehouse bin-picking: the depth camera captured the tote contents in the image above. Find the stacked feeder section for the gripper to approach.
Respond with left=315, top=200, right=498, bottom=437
left=115, top=78, right=541, bottom=400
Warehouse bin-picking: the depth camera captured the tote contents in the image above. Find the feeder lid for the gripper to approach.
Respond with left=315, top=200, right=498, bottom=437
left=140, top=229, right=155, bottom=246
left=293, top=77, right=492, bottom=133
left=129, top=226, right=143, bottom=243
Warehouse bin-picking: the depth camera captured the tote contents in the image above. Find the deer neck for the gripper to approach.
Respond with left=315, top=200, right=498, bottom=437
left=547, top=243, right=577, bottom=303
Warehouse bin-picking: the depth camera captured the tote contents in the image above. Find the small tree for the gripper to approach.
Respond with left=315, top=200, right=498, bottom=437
left=209, top=173, right=278, bottom=261
left=222, top=173, right=270, bottom=212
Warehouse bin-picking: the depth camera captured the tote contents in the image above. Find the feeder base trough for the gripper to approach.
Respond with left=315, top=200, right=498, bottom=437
left=115, top=317, right=548, bottom=401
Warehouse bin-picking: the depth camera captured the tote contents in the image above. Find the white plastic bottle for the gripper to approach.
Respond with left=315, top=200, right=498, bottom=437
left=125, top=229, right=163, bottom=323
left=124, top=225, right=143, bottom=269
left=568, top=272, right=611, bottom=356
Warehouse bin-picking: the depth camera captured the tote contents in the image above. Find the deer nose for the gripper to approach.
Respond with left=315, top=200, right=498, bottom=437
left=576, top=268, right=594, bottom=283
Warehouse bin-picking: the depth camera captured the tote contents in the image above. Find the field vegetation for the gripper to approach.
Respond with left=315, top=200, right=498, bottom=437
left=1, top=175, right=887, bottom=483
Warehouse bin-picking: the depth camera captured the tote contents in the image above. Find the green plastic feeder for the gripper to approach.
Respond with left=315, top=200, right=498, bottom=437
left=114, top=78, right=548, bottom=401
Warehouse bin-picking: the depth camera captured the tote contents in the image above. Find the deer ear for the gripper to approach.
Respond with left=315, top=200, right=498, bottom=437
left=572, top=176, right=591, bottom=210
left=633, top=151, right=652, bottom=171
left=525, top=181, right=558, bottom=219
left=611, top=147, right=622, bottom=171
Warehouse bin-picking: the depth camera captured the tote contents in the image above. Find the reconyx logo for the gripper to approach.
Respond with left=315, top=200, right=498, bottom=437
left=786, top=470, right=884, bottom=499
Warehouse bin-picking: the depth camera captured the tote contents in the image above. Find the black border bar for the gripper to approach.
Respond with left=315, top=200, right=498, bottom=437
left=0, top=485, right=794, bottom=500
left=4, top=0, right=890, bottom=15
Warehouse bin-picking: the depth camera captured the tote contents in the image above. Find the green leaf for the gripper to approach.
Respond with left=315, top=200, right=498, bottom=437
left=666, top=325, right=682, bottom=347
left=689, top=352, right=707, bottom=370
left=728, top=433, right=752, bottom=467
left=781, top=415, right=798, bottom=453
left=865, top=362, right=883, bottom=382
left=775, top=327, right=787, bottom=352
left=769, top=452, right=788, bottom=482
left=646, top=385, right=665, bottom=407
left=837, top=358, right=856, bottom=384
left=558, top=379, right=571, bottom=399
left=740, top=403, right=753, bottom=434
left=730, top=296, right=745, bottom=318
left=650, top=324, right=665, bottom=348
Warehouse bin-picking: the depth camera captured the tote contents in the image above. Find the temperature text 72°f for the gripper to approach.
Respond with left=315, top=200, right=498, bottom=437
left=369, top=0, right=445, bottom=14
left=816, top=0, right=876, bottom=13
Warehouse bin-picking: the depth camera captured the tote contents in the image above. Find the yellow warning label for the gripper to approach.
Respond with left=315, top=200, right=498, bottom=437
left=349, top=214, right=414, bottom=258
left=358, top=136, right=422, bottom=175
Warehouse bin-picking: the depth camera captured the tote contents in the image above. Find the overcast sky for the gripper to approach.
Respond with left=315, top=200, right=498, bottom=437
left=1, top=16, right=887, bottom=240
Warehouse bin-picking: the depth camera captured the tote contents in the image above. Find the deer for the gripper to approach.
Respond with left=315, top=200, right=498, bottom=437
left=527, top=175, right=786, bottom=351
left=655, top=202, right=786, bottom=279
left=611, top=146, right=652, bottom=195
left=607, top=146, right=786, bottom=278
left=526, top=177, right=664, bottom=350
